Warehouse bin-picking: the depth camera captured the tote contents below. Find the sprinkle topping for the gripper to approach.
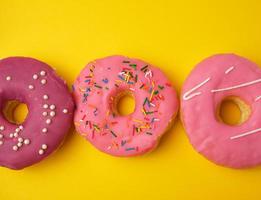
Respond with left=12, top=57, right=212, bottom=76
left=0, top=126, right=5, bottom=131
left=50, top=111, right=56, bottom=117
left=42, top=128, right=48, bottom=133
left=43, top=95, right=49, bottom=100
left=13, top=145, right=18, bottom=151
left=46, top=119, right=52, bottom=124
left=40, top=70, right=46, bottom=76
left=28, top=85, right=34, bottom=90
left=17, top=142, right=23, bottom=147
left=38, top=149, right=44, bottom=155
left=63, top=109, right=68, bottom=114
left=50, top=104, right=56, bottom=110
left=24, top=139, right=30, bottom=145
left=33, top=74, right=38, bottom=80
left=41, top=79, right=47, bottom=85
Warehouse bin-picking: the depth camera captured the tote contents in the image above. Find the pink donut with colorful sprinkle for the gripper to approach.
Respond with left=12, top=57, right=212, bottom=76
left=73, top=55, right=179, bottom=156
left=0, top=57, right=74, bottom=169
left=181, top=54, right=261, bottom=168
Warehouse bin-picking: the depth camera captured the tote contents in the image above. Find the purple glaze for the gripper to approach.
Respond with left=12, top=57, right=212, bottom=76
left=0, top=57, right=74, bottom=170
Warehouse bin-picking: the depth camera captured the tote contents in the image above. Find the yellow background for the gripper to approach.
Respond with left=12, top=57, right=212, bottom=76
left=1, top=0, right=261, bottom=199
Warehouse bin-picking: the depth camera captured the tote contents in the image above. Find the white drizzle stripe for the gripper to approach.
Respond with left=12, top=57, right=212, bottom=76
left=230, top=128, right=261, bottom=140
left=183, top=77, right=211, bottom=100
left=255, top=95, right=261, bottom=102
left=225, top=66, right=234, bottom=74
left=211, top=78, right=261, bottom=93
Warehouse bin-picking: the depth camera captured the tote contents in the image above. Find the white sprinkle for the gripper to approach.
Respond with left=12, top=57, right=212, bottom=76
left=15, top=128, right=20, bottom=132
left=33, top=74, right=38, bottom=80
left=211, top=78, right=261, bottom=93
left=50, top=104, right=56, bottom=110
left=42, top=128, right=48, bottom=133
left=255, top=95, right=261, bottom=102
left=225, top=66, right=235, bottom=74
left=40, top=71, right=46, bottom=76
left=24, top=139, right=30, bottom=145
left=0, top=141, right=3, bottom=145
left=14, top=132, right=18, bottom=137
left=38, top=149, right=44, bottom=155
left=43, top=104, right=49, bottom=109
left=183, top=77, right=211, bottom=100
left=41, top=79, right=47, bottom=85
left=0, top=126, right=5, bottom=131
left=42, top=111, right=48, bottom=116
left=13, top=145, right=18, bottom=151
left=19, top=125, right=23, bottom=130
left=9, top=133, right=14, bottom=138
left=41, top=144, right=48, bottom=149
left=119, top=71, right=125, bottom=76
left=63, top=109, right=68, bottom=114
left=43, top=95, right=49, bottom=100
left=230, top=127, right=261, bottom=140
left=0, top=134, right=3, bottom=139
left=46, top=119, right=52, bottom=124
left=28, top=85, right=34, bottom=90
left=17, top=142, right=23, bottom=147
left=150, top=103, right=155, bottom=107
left=50, top=111, right=56, bottom=117
left=145, top=70, right=153, bottom=79
left=18, top=137, right=23, bottom=142
left=6, top=76, right=11, bottom=81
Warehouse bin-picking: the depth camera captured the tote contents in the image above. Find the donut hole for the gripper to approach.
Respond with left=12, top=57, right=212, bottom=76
left=2, top=100, right=28, bottom=124
left=217, top=97, right=251, bottom=126
left=113, top=91, right=135, bottom=116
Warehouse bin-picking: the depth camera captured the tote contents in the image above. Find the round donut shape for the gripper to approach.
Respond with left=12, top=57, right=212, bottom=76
left=0, top=57, right=74, bottom=170
left=73, top=55, right=179, bottom=156
left=181, top=54, right=261, bottom=168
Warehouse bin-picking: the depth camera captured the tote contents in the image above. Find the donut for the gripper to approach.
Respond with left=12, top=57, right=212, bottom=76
left=0, top=57, right=74, bottom=169
left=181, top=54, right=261, bottom=168
left=73, top=55, right=178, bottom=156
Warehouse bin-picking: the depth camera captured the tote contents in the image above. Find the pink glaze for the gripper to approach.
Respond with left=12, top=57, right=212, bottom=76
left=73, top=55, right=178, bottom=156
left=181, top=54, right=261, bottom=168
left=0, top=57, right=74, bottom=170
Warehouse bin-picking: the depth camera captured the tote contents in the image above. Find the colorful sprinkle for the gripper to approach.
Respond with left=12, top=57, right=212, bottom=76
left=110, top=130, right=117, bottom=138
left=125, top=147, right=135, bottom=151
left=94, top=84, right=102, bottom=89
left=141, top=65, right=148, bottom=72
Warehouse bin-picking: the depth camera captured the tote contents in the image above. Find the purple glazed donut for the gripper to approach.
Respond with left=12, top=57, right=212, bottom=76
left=0, top=57, right=74, bottom=170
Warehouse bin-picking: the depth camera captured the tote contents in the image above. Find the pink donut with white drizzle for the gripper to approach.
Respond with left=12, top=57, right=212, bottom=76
left=73, top=55, right=178, bottom=156
left=0, top=57, right=74, bottom=170
left=181, top=54, right=261, bottom=168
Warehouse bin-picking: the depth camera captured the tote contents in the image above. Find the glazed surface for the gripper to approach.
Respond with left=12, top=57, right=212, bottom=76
left=0, top=57, right=74, bottom=169
left=73, top=55, right=178, bottom=156
left=181, top=54, right=261, bottom=168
